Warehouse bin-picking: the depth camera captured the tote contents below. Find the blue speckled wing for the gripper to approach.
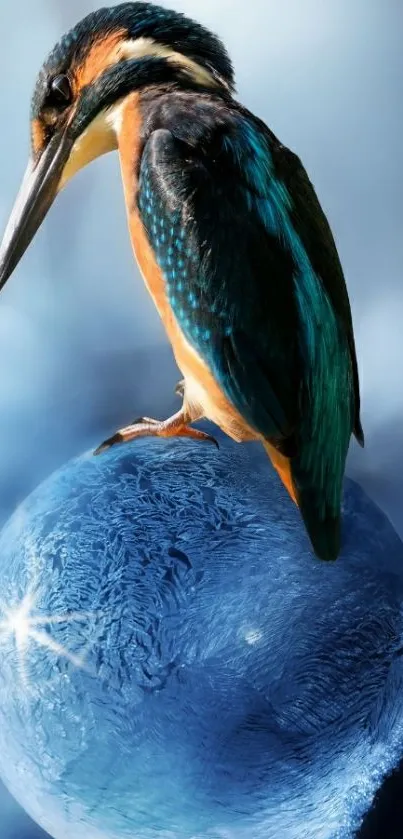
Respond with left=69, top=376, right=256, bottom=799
left=138, top=117, right=357, bottom=443
left=138, top=126, right=301, bottom=440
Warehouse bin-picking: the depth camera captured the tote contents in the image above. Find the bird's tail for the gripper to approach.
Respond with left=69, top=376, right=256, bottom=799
left=263, top=441, right=341, bottom=561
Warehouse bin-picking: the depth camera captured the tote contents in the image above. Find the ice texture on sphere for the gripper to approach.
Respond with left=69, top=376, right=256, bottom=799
left=0, top=431, right=402, bottom=839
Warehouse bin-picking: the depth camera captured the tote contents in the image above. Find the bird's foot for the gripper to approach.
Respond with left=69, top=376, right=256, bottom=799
left=94, top=409, right=218, bottom=455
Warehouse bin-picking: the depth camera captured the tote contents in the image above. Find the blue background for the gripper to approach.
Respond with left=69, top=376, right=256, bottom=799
left=0, top=1, right=401, bottom=836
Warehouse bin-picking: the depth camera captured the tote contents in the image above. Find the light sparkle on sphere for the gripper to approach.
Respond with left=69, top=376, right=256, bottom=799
left=0, top=432, right=402, bottom=839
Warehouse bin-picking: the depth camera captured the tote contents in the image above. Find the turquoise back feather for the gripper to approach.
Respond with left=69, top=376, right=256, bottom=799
left=224, top=121, right=353, bottom=521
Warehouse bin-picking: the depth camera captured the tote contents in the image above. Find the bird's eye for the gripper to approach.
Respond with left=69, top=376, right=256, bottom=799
left=48, top=74, right=72, bottom=107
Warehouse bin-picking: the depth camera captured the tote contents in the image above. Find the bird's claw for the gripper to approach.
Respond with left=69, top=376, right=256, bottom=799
left=201, top=431, right=220, bottom=449
left=94, top=415, right=219, bottom=455
left=93, top=432, right=125, bottom=456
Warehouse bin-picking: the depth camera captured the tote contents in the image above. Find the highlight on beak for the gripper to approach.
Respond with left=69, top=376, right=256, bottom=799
left=0, top=129, right=74, bottom=292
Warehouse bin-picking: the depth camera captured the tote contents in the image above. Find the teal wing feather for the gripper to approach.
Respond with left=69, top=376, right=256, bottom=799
left=271, top=139, right=364, bottom=447
left=137, top=108, right=363, bottom=560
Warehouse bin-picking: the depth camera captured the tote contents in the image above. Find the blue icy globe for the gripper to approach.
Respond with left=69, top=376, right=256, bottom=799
left=0, top=431, right=403, bottom=839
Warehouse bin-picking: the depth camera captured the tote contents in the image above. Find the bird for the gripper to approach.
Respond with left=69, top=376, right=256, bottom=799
left=0, top=2, right=364, bottom=561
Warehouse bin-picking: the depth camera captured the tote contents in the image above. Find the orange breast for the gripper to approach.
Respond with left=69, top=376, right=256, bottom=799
left=117, top=95, right=173, bottom=326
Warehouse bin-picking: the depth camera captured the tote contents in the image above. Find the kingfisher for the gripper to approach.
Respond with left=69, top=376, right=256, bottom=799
left=0, top=2, right=364, bottom=561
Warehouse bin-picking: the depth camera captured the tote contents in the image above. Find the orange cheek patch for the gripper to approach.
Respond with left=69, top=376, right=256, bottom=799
left=74, top=28, right=127, bottom=91
left=31, top=118, right=46, bottom=157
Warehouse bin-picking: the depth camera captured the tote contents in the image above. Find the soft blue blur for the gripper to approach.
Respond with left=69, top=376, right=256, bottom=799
left=0, top=1, right=401, bottom=836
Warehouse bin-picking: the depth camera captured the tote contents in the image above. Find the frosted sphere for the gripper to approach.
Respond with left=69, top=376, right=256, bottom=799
left=0, top=433, right=402, bottom=839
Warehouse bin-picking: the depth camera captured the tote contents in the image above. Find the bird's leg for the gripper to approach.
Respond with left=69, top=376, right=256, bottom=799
left=94, top=406, right=218, bottom=456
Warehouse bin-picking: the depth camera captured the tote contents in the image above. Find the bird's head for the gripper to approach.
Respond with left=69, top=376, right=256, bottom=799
left=0, top=2, right=233, bottom=290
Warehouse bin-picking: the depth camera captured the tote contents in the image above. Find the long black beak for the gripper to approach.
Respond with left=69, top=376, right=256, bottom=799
left=0, top=128, right=74, bottom=291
